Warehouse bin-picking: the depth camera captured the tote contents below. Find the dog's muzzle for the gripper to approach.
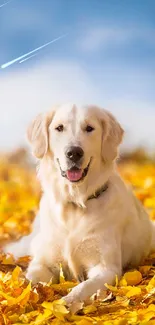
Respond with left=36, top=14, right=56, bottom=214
left=57, top=158, right=92, bottom=183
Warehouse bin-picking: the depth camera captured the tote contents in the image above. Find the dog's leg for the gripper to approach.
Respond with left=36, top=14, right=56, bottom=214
left=26, top=257, right=60, bottom=284
left=26, top=233, right=61, bottom=284
left=63, top=263, right=121, bottom=307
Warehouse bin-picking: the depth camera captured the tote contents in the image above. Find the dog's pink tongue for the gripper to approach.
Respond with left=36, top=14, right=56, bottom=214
left=67, top=169, right=83, bottom=181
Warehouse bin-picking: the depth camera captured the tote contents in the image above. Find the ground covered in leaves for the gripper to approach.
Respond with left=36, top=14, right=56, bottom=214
left=0, top=159, right=155, bottom=324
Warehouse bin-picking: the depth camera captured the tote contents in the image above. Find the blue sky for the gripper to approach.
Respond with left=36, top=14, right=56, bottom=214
left=0, top=0, right=155, bottom=150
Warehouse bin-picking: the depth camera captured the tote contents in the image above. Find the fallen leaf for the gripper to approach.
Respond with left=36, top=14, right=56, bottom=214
left=123, top=270, right=142, bottom=286
left=126, top=286, right=141, bottom=298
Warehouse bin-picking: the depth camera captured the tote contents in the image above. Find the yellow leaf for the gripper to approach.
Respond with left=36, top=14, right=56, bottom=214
left=0, top=282, right=31, bottom=306
left=123, top=270, right=142, bottom=286
left=42, top=298, right=65, bottom=310
left=53, top=302, right=69, bottom=320
left=0, top=271, right=12, bottom=283
left=119, top=277, right=127, bottom=287
left=42, top=301, right=54, bottom=309
left=144, top=198, right=155, bottom=208
left=116, top=320, right=128, bottom=325
left=126, top=286, right=141, bottom=298
left=59, top=263, right=65, bottom=283
left=115, top=275, right=119, bottom=287
left=126, top=310, right=138, bottom=322
left=42, top=299, right=69, bottom=320
left=1, top=254, right=15, bottom=265
left=51, top=281, right=77, bottom=292
left=32, top=309, right=52, bottom=324
left=77, top=320, right=93, bottom=325
left=139, top=265, right=151, bottom=276
left=19, top=311, right=39, bottom=323
left=105, top=283, right=118, bottom=292
left=70, top=315, right=93, bottom=324
left=146, top=275, right=155, bottom=292
left=15, top=282, right=31, bottom=305
left=12, top=265, right=21, bottom=281
left=83, top=305, right=97, bottom=314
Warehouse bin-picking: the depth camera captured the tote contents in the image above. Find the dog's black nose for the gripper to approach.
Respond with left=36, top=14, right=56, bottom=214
left=66, top=146, right=84, bottom=163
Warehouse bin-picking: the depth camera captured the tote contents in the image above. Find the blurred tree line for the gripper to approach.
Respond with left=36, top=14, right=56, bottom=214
left=0, top=146, right=155, bottom=168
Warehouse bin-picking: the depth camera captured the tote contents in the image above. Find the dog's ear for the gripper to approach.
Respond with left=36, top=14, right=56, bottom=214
left=101, top=110, right=124, bottom=162
left=27, top=111, right=55, bottom=158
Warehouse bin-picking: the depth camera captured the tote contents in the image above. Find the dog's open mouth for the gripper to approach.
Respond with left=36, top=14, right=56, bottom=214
left=58, top=159, right=92, bottom=183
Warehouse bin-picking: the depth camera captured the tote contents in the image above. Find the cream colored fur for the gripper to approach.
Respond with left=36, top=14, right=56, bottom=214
left=4, top=103, right=155, bottom=307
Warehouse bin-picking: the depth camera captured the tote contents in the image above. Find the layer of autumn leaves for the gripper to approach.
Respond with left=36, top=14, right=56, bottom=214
left=0, top=157, right=155, bottom=324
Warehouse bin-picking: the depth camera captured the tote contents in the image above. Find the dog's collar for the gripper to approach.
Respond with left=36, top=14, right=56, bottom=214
left=87, top=183, right=108, bottom=201
left=68, top=183, right=108, bottom=206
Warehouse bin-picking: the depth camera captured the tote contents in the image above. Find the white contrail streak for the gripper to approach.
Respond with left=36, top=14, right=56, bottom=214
left=1, top=34, right=68, bottom=69
left=0, top=0, right=14, bottom=8
left=19, top=54, right=37, bottom=64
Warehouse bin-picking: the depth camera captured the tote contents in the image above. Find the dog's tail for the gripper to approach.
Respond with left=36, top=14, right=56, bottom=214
left=2, top=215, right=40, bottom=259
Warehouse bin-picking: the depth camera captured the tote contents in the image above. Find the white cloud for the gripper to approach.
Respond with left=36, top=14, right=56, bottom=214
left=106, top=100, right=155, bottom=152
left=0, top=59, right=154, bottom=152
left=77, top=27, right=155, bottom=52
left=0, top=61, right=99, bottom=149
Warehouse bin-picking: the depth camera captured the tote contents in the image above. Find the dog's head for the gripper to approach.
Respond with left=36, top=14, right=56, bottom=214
left=27, top=104, right=124, bottom=184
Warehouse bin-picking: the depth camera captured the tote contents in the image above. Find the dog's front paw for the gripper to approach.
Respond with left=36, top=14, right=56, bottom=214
left=26, top=264, right=52, bottom=284
left=63, top=292, right=84, bottom=314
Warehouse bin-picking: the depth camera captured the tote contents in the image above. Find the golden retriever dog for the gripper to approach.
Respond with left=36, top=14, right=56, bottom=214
left=4, top=103, right=155, bottom=307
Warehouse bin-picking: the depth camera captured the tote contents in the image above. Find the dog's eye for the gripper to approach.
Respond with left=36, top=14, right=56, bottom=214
left=85, top=125, right=94, bottom=133
left=55, top=125, right=64, bottom=132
